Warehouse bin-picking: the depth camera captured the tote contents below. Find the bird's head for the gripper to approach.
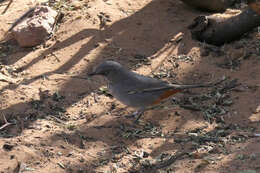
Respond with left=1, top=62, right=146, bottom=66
left=89, top=61, right=125, bottom=80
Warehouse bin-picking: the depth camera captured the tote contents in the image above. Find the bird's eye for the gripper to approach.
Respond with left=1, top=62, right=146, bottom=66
left=103, top=71, right=109, bottom=76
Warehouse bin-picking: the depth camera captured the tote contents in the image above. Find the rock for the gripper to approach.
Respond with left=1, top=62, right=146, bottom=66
left=71, top=0, right=83, bottom=10
left=11, top=5, right=58, bottom=47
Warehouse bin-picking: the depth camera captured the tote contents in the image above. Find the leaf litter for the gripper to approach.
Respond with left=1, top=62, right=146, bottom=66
left=173, top=78, right=240, bottom=123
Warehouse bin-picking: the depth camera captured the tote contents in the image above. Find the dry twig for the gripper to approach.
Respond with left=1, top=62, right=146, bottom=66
left=0, top=114, right=13, bottom=130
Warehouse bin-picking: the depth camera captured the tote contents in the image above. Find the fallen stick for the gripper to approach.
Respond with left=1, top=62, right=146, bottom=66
left=0, top=114, right=13, bottom=130
left=155, top=152, right=188, bottom=169
left=1, top=0, right=13, bottom=14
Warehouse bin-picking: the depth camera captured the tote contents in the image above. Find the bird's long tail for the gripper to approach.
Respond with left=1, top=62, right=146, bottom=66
left=169, top=83, right=213, bottom=89
left=170, top=77, right=226, bottom=89
left=135, top=77, right=226, bottom=93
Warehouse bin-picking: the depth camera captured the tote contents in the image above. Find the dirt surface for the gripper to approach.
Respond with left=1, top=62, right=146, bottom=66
left=0, top=0, right=260, bottom=173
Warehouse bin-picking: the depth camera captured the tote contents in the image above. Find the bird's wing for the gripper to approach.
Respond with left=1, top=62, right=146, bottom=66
left=125, top=72, right=173, bottom=94
left=126, top=72, right=226, bottom=94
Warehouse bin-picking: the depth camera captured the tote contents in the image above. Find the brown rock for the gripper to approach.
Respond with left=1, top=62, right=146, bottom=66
left=11, top=5, right=58, bottom=47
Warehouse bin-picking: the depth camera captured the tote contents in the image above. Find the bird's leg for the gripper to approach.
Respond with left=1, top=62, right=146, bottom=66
left=125, top=108, right=145, bottom=122
left=125, top=110, right=140, bottom=119
left=134, top=108, right=145, bottom=123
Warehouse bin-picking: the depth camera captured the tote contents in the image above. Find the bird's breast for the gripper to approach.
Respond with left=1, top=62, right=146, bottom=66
left=108, top=83, right=137, bottom=107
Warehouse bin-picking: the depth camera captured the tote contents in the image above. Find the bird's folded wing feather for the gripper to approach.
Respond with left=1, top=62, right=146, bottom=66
left=127, top=73, right=226, bottom=94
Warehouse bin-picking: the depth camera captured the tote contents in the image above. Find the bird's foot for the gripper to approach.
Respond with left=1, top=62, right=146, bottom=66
left=125, top=111, right=139, bottom=119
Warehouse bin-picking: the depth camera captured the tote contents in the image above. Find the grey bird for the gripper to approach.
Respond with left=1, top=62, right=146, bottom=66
left=89, top=60, right=222, bottom=122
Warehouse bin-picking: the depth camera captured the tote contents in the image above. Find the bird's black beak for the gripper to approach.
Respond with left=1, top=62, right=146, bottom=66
left=88, top=72, right=96, bottom=76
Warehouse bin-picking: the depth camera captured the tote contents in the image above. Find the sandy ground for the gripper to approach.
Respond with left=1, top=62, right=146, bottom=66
left=0, top=0, right=260, bottom=172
